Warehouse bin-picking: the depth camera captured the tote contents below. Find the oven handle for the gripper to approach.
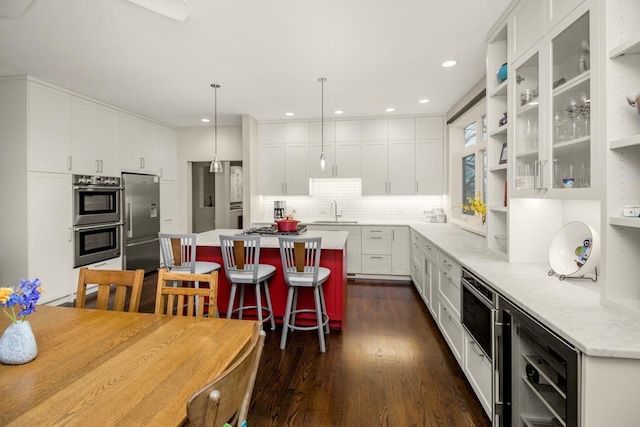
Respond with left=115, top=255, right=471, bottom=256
left=462, top=279, right=495, bottom=309
left=73, top=185, right=123, bottom=191
left=74, top=222, right=123, bottom=232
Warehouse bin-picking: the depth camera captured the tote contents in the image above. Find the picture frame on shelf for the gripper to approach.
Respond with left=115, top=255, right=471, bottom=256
left=499, top=142, right=508, bottom=164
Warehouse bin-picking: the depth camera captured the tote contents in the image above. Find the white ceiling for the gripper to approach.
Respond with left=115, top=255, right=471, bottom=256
left=0, top=0, right=510, bottom=127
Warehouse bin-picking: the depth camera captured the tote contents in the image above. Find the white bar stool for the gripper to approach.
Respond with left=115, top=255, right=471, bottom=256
left=278, top=236, right=330, bottom=353
left=219, top=235, right=276, bottom=330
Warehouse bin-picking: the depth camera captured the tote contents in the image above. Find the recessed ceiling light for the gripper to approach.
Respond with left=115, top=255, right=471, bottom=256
left=418, top=99, right=430, bottom=104
left=285, top=112, right=294, bottom=116
left=442, top=60, right=457, bottom=68
left=334, top=110, right=343, bottom=115
left=201, top=118, right=210, bottom=123
left=385, top=107, right=395, bottom=112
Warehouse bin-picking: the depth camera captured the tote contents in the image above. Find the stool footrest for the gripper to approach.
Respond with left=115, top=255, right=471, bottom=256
left=285, top=308, right=329, bottom=332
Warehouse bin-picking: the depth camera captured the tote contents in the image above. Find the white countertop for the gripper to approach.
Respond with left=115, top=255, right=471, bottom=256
left=408, top=222, right=640, bottom=359
left=197, top=229, right=348, bottom=250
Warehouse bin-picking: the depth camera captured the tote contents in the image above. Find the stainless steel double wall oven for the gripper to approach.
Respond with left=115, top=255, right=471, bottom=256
left=72, top=175, right=122, bottom=267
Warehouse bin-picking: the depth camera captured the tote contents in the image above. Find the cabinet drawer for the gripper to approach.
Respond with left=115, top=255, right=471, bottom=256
left=464, top=331, right=493, bottom=417
left=361, top=235, right=392, bottom=254
left=437, top=251, right=461, bottom=286
left=423, top=239, right=437, bottom=261
left=439, top=268, right=461, bottom=317
left=361, top=255, right=392, bottom=274
left=362, top=226, right=391, bottom=237
left=438, top=297, right=463, bottom=366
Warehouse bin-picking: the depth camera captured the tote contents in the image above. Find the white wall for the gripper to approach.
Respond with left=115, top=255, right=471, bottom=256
left=176, top=125, right=242, bottom=232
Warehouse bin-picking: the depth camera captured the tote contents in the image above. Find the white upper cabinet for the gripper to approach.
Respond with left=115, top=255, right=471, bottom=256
left=120, top=112, right=159, bottom=174
left=388, top=118, right=415, bottom=140
left=97, top=105, right=121, bottom=177
left=416, top=116, right=444, bottom=139
left=28, top=81, right=72, bottom=173
left=511, top=0, right=544, bottom=61
left=71, top=96, right=99, bottom=175
left=361, top=141, right=388, bottom=195
left=388, top=140, right=416, bottom=195
left=285, top=122, right=309, bottom=143
left=72, top=99, right=120, bottom=176
left=362, top=119, right=387, bottom=141
left=416, top=139, right=444, bottom=195
left=260, top=144, right=285, bottom=194
left=310, top=121, right=335, bottom=143
left=158, top=125, right=177, bottom=181
left=546, top=0, right=584, bottom=30
left=309, top=122, right=361, bottom=178
left=259, top=123, right=284, bottom=144
left=335, top=120, right=361, bottom=142
left=260, top=144, right=309, bottom=195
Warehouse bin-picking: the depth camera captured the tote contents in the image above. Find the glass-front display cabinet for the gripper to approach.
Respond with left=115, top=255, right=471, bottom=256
left=511, top=8, right=595, bottom=199
left=550, top=12, right=591, bottom=191
left=513, top=53, right=540, bottom=192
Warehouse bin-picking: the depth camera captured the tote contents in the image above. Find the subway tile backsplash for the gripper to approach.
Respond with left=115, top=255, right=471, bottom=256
left=262, top=179, right=443, bottom=222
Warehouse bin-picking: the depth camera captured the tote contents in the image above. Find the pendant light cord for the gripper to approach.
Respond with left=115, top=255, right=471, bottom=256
left=321, top=77, right=324, bottom=153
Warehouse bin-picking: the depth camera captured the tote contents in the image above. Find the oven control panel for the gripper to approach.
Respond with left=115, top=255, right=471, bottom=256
left=73, top=175, right=121, bottom=186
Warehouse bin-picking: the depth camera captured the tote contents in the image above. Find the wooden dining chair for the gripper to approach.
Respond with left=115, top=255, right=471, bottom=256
left=155, top=268, right=218, bottom=317
left=186, top=322, right=266, bottom=427
left=75, top=267, right=145, bottom=312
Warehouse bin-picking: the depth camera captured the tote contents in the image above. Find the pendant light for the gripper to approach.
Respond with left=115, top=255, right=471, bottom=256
left=209, top=83, right=223, bottom=173
left=318, top=77, right=327, bottom=170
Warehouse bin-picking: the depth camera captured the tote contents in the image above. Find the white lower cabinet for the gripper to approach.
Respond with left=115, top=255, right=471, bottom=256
left=463, top=330, right=493, bottom=418
left=391, top=226, right=410, bottom=275
left=437, top=295, right=464, bottom=366
left=29, top=172, right=73, bottom=304
left=361, top=226, right=392, bottom=274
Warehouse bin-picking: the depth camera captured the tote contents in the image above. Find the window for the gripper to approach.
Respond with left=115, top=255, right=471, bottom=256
left=464, top=123, right=477, bottom=148
left=448, top=101, right=487, bottom=228
left=462, top=154, right=476, bottom=216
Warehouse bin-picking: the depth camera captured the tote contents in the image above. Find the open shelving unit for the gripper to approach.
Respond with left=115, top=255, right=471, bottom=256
left=486, top=22, right=509, bottom=257
left=602, top=0, right=640, bottom=321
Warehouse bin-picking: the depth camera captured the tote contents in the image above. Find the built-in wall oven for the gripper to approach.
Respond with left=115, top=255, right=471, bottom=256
left=73, top=175, right=121, bottom=225
left=73, top=175, right=122, bottom=267
left=462, top=268, right=498, bottom=361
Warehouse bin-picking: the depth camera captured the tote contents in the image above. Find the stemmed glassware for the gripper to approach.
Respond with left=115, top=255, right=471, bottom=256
left=578, top=92, right=590, bottom=137
left=564, top=96, right=581, bottom=140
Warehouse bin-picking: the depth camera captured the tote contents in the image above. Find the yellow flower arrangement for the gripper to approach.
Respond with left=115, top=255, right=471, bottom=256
left=461, top=192, right=486, bottom=223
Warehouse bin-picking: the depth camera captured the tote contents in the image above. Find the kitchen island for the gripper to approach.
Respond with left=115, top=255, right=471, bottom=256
left=196, top=229, right=348, bottom=330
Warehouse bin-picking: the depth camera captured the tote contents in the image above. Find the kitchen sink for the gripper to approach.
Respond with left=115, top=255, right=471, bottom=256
left=311, top=220, right=358, bottom=224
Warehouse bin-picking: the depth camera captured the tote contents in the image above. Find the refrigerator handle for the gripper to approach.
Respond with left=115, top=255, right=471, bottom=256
left=126, top=197, right=133, bottom=238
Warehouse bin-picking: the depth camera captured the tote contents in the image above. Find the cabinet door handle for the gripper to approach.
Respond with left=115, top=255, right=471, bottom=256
left=96, top=159, right=100, bottom=173
left=371, top=256, right=383, bottom=259
left=99, top=160, right=104, bottom=173
left=67, top=156, right=72, bottom=171
left=68, top=227, right=72, bottom=242
left=370, top=236, right=383, bottom=239
left=159, top=167, right=163, bottom=178
left=469, top=340, right=485, bottom=358
left=442, top=260, right=451, bottom=268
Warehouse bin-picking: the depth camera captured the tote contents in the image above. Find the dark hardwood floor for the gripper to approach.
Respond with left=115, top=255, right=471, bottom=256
left=89, top=273, right=491, bottom=427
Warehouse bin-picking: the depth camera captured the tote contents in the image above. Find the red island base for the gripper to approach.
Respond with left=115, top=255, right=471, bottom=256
left=197, top=245, right=347, bottom=330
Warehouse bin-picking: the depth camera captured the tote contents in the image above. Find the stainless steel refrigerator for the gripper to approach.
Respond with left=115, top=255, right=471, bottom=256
left=122, top=173, right=160, bottom=273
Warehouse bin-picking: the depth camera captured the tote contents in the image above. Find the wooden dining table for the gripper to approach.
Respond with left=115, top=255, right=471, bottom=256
left=0, top=305, right=259, bottom=426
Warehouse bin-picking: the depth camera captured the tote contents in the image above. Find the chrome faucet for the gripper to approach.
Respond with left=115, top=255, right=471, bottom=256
left=331, top=200, right=341, bottom=221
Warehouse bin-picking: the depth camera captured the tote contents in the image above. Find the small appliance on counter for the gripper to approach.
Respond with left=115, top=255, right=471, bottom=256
left=241, top=225, right=307, bottom=236
left=274, top=201, right=286, bottom=220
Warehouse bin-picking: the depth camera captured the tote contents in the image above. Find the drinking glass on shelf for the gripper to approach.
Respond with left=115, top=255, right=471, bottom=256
left=554, top=111, right=568, bottom=143
left=578, top=92, right=590, bottom=137
left=564, top=96, right=582, bottom=140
